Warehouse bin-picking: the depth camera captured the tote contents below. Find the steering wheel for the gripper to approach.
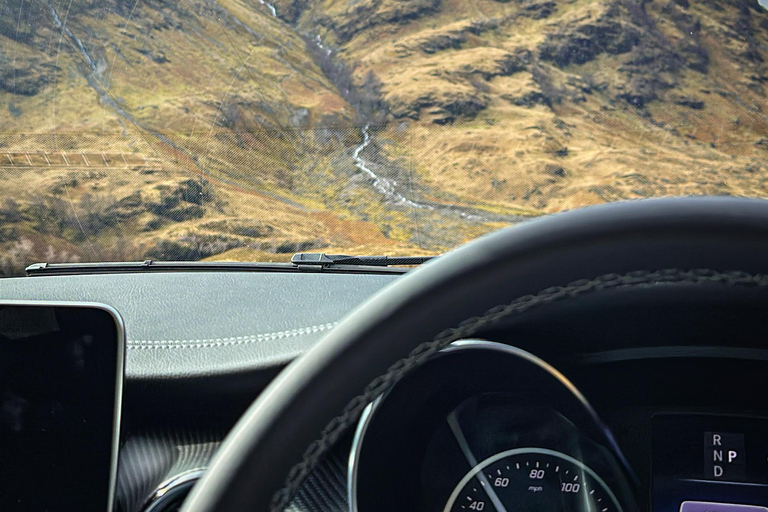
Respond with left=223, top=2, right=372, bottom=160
left=182, top=196, right=768, bottom=512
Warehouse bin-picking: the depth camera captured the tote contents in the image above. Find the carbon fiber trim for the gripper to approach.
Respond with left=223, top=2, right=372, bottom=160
left=116, top=431, right=222, bottom=512
left=284, top=451, right=348, bottom=512
left=116, top=430, right=349, bottom=512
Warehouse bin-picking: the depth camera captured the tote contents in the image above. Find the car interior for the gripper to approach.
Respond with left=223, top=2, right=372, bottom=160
left=4, top=0, right=768, bottom=509
left=4, top=196, right=768, bottom=512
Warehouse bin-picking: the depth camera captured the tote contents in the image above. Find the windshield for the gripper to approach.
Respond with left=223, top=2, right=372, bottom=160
left=1, top=0, right=766, bottom=276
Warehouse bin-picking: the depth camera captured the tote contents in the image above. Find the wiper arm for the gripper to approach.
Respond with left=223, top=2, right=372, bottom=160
left=25, top=260, right=299, bottom=276
left=290, top=253, right=434, bottom=268
left=24, top=254, right=434, bottom=277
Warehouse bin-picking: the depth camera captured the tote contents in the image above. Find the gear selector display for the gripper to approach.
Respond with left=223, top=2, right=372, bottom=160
left=705, top=432, right=745, bottom=481
left=653, top=415, right=768, bottom=512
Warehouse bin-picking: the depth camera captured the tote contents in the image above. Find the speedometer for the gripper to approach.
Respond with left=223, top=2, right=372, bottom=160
left=444, top=448, right=623, bottom=512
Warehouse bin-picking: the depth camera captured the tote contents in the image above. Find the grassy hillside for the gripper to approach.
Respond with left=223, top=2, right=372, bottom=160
left=0, top=0, right=381, bottom=274
left=289, top=0, right=768, bottom=212
left=1, top=0, right=768, bottom=274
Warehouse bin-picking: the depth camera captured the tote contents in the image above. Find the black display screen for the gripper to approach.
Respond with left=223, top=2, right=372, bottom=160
left=653, top=414, right=768, bottom=512
left=0, top=304, right=123, bottom=512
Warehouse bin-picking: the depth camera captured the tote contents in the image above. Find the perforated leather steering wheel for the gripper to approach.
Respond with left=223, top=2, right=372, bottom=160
left=182, top=197, right=768, bottom=512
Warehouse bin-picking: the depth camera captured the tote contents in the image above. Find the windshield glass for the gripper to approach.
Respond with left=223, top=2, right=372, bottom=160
left=1, top=0, right=766, bottom=275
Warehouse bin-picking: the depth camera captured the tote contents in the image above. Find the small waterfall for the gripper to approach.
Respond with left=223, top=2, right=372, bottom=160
left=49, top=4, right=97, bottom=74
left=258, top=0, right=278, bottom=17
left=352, top=125, right=430, bottom=209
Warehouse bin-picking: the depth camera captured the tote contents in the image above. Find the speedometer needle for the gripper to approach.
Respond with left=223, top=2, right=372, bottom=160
left=447, top=412, right=510, bottom=512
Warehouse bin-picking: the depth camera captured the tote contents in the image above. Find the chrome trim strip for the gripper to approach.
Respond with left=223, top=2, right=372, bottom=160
left=443, top=340, right=596, bottom=418
left=347, top=397, right=381, bottom=512
left=0, top=300, right=125, bottom=512
left=347, top=339, right=628, bottom=512
left=144, top=469, right=206, bottom=512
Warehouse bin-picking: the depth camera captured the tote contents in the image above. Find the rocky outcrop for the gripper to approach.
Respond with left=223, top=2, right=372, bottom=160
left=322, top=0, right=442, bottom=43
left=102, top=180, right=216, bottom=225
left=672, top=95, right=705, bottom=109
left=0, top=67, right=49, bottom=96
left=389, top=89, right=488, bottom=123
left=388, top=94, right=436, bottom=120
left=539, top=19, right=641, bottom=67
left=144, top=179, right=214, bottom=222
left=135, top=48, right=170, bottom=64
left=442, top=48, right=531, bottom=80
left=386, top=46, right=531, bottom=121
left=419, top=31, right=467, bottom=54
left=493, top=50, right=532, bottom=78
left=271, top=0, right=308, bottom=23
left=0, top=50, right=54, bottom=96
left=504, top=90, right=551, bottom=108
left=417, top=18, right=500, bottom=53
left=432, top=92, right=488, bottom=124
left=0, top=0, right=44, bottom=43
left=517, top=1, right=556, bottom=19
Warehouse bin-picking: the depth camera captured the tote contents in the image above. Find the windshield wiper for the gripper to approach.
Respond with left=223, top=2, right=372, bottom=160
left=24, top=253, right=434, bottom=277
left=290, top=253, right=434, bottom=268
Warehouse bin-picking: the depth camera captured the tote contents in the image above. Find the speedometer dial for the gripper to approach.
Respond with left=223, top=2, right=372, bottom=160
left=444, top=448, right=622, bottom=512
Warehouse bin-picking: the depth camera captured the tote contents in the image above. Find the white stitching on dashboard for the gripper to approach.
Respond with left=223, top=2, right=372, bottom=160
left=126, top=322, right=339, bottom=349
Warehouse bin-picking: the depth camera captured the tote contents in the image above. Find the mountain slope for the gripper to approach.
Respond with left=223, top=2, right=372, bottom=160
left=286, top=0, right=768, bottom=212
left=0, top=0, right=374, bottom=273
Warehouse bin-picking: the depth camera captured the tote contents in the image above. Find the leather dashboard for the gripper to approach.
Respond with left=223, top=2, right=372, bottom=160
left=0, top=272, right=398, bottom=380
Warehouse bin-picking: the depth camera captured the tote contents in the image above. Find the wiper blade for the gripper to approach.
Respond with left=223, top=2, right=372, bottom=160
left=25, top=260, right=298, bottom=276
left=290, top=253, right=434, bottom=268
left=24, top=255, right=432, bottom=277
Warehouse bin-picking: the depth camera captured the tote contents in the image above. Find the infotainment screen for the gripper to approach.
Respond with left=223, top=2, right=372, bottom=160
left=0, top=303, right=124, bottom=512
left=653, top=414, right=768, bottom=512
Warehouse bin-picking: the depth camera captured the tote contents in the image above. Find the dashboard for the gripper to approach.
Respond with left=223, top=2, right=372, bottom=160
left=336, top=273, right=768, bottom=512
left=1, top=263, right=768, bottom=512
left=350, top=339, right=768, bottom=512
left=350, top=341, right=636, bottom=512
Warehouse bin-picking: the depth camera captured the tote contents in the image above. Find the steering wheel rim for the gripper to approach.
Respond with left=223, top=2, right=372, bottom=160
left=182, top=196, right=768, bottom=512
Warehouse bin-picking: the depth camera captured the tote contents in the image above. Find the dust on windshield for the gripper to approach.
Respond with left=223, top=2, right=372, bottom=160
left=1, top=0, right=767, bottom=276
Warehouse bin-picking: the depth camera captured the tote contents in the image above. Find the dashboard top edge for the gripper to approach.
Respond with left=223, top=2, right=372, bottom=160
left=575, top=347, right=768, bottom=365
